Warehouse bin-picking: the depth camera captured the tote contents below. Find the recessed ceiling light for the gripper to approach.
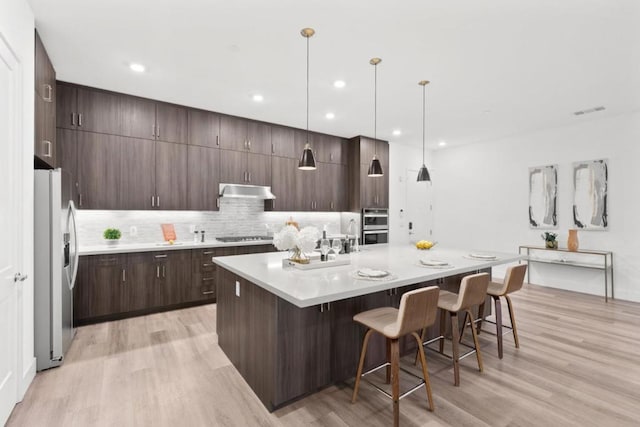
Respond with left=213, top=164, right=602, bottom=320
left=439, top=141, right=447, bottom=147
left=333, top=80, right=346, bottom=88
left=325, top=112, right=335, bottom=120
left=392, top=129, right=402, bottom=136
left=252, top=94, right=264, bottom=102
left=129, top=63, right=145, bottom=73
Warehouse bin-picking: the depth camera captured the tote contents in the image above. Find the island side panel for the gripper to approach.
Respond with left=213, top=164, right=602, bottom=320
left=217, top=268, right=277, bottom=409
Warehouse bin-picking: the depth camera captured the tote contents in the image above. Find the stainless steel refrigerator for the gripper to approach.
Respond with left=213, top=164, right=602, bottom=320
left=34, top=169, right=79, bottom=371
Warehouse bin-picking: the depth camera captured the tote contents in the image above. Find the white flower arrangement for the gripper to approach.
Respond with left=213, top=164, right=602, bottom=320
left=273, top=225, right=320, bottom=254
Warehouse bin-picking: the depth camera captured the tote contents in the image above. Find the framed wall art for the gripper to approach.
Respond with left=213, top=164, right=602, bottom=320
left=529, top=164, right=558, bottom=229
left=572, top=159, right=608, bottom=230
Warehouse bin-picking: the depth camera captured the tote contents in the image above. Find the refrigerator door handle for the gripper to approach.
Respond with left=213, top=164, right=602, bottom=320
left=67, top=200, right=80, bottom=290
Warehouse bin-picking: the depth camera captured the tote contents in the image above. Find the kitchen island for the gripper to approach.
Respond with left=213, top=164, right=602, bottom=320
left=213, top=244, right=522, bottom=411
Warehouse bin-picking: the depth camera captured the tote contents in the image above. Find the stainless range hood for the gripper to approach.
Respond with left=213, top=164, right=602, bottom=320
left=218, top=183, right=276, bottom=200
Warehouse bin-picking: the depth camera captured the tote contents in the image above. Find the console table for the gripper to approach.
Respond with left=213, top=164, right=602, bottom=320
left=518, top=246, right=614, bottom=302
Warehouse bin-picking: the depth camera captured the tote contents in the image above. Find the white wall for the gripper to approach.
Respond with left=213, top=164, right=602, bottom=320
left=433, top=112, right=640, bottom=302
left=0, top=0, right=35, bottom=399
left=388, top=142, right=433, bottom=244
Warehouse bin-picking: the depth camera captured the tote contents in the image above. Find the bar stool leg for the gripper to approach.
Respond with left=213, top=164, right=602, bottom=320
left=390, top=338, right=400, bottom=427
left=477, top=301, right=485, bottom=334
left=439, top=309, right=446, bottom=353
left=411, top=332, right=434, bottom=412
left=494, top=296, right=503, bottom=359
left=505, top=295, right=520, bottom=348
left=352, top=329, right=374, bottom=403
left=386, top=338, right=392, bottom=384
left=450, top=312, right=460, bottom=386
left=467, top=310, right=484, bottom=372
left=458, top=311, right=469, bottom=343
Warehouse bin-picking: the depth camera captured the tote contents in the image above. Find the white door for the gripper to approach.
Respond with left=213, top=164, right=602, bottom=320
left=405, top=169, right=433, bottom=243
left=0, top=32, right=23, bottom=425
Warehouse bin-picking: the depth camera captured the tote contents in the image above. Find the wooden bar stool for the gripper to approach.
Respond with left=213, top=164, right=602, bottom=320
left=420, top=273, right=489, bottom=386
left=477, top=264, right=527, bottom=358
left=351, top=286, right=440, bottom=427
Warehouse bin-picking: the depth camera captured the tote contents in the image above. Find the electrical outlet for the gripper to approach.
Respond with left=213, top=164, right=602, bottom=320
left=235, top=281, right=240, bottom=297
left=129, top=226, right=137, bottom=236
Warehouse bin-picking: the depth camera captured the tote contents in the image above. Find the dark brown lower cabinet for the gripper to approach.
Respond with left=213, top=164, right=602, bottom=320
left=75, top=245, right=276, bottom=325
left=74, top=254, right=126, bottom=322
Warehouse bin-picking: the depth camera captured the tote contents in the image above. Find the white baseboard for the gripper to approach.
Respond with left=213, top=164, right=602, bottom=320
left=18, top=357, right=36, bottom=401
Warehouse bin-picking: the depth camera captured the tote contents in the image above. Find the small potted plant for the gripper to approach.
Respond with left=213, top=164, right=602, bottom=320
left=541, top=231, right=558, bottom=249
left=103, top=228, right=122, bottom=245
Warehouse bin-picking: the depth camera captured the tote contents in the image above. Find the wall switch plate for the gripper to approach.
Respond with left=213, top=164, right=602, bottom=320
left=129, top=226, right=137, bottom=236
left=235, top=281, right=240, bottom=297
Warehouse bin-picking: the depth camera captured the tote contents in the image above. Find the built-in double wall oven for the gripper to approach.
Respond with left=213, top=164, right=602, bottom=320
left=362, top=208, right=389, bottom=245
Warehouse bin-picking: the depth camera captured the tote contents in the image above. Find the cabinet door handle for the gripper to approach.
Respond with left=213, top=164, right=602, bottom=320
left=122, top=269, right=126, bottom=282
left=203, top=263, right=214, bottom=267
left=330, top=201, right=334, bottom=210
left=157, top=125, right=160, bottom=139
left=79, top=193, right=83, bottom=207
left=71, top=113, right=76, bottom=126
left=157, top=196, right=160, bottom=208
left=216, top=198, right=220, bottom=209
left=156, top=265, right=160, bottom=278
left=43, top=84, right=52, bottom=102
left=162, top=265, right=166, bottom=278
left=248, top=172, right=251, bottom=182
left=202, top=290, right=215, bottom=295
left=151, top=196, right=155, bottom=207
left=203, top=251, right=214, bottom=255
left=202, top=278, right=215, bottom=282
left=330, top=153, right=334, bottom=161
left=271, top=143, right=274, bottom=154
left=247, top=140, right=251, bottom=151
left=43, top=140, right=52, bottom=157
left=78, top=113, right=82, bottom=127
left=154, top=254, right=168, bottom=259
left=152, top=125, right=156, bottom=137
left=216, top=135, right=219, bottom=146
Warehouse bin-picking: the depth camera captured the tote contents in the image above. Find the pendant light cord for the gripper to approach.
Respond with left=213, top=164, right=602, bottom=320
left=306, top=35, right=310, bottom=144
left=373, top=62, right=377, bottom=155
left=422, top=83, right=426, bottom=163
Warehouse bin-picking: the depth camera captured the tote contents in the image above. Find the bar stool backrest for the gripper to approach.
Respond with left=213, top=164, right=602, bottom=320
left=453, top=273, right=490, bottom=312
left=391, top=286, right=440, bottom=338
left=500, top=264, right=527, bottom=295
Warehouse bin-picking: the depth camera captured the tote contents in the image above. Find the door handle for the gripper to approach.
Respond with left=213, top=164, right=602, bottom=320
left=122, top=269, right=126, bottom=282
left=156, top=265, right=160, bottom=278
left=71, top=113, right=76, bottom=126
left=152, top=124, right=156, bottom=137
left=78, top=113, right=82, bottom=127
left=14, top=273, right=28, bottom=283
left=157, top=196, right=160, bottom=208
left=156, top=125, right=160, bottom=139
left=43, top=140, right=52, bottom=157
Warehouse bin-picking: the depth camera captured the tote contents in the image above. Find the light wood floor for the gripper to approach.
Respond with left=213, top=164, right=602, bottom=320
left=8, top=284, right=640, bottom=427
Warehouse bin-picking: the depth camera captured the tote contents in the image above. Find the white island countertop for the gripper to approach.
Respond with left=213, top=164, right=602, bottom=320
left=213, top=244, right=524, bottom=308
left=79, top=239, right=275, bottom=256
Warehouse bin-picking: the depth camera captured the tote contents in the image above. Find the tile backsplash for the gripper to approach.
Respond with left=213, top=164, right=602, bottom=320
left=77, top=198, right=359, bottom=246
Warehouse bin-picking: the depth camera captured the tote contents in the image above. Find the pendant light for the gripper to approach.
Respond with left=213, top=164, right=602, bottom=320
left=367, top=58, right=384, bottom=177
left=298, top=28, right=317, bottom=170
left=417, top=80, right=432, bottom=182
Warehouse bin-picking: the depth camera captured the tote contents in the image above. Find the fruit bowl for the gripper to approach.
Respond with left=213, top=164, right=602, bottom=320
left=416, top=240, right=436, bottom=250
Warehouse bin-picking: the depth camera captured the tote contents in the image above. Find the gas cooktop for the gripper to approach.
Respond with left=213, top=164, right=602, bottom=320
left=215, top=235, right=273, bottom=243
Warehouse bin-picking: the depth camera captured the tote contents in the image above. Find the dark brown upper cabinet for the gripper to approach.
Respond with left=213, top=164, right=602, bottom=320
left=154, top=141, right=188, bottom=209
left=120, top=97, right=187, bottom=144
left=58, top=83, right=117, bottom=133
left=315, top=134, right=347, bottom=165
left=348, top=136, right=390, bottom=211
left=219, top=150, right=271, bottom=187
left=188, top=109, right=220, bottom=148
left=187, top=145, right=221, bottom=211
left=77, top=132, right=121, bottom=209
left=120, top=137, right=155, bottom=210
left=271, top=126, right=297, bottom=158
left=269, top=157, right=298, bottom=211
left=56, top=128, right=78, bottom=205
left=35, top=30, right=56, bottom=168
left=220, top=116, right=272, bottom=155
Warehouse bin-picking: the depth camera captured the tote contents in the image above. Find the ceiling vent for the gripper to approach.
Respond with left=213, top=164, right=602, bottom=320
left=573, top=106, right=606, bottom=116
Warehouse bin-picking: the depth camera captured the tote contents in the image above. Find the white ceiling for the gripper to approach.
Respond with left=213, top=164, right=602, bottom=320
left=28, top=0, right=640, bottom=149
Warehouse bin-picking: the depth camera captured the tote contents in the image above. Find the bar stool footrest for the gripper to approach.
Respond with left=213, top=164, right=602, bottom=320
left=358, top=362, right=427, bottom=401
